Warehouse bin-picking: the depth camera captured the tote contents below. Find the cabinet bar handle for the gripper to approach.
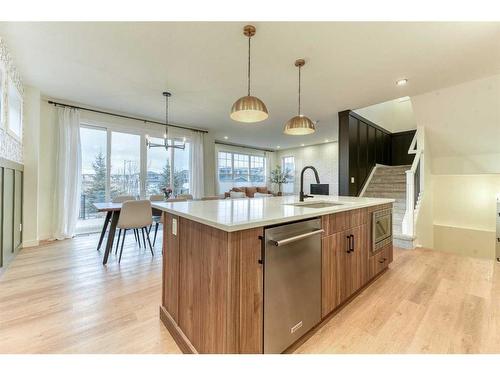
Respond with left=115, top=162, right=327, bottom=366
left=350, top=234, right=355, bottom=252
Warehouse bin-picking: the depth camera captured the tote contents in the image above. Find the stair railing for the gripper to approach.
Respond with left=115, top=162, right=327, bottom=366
left=402, top=127, right=424, bottom=237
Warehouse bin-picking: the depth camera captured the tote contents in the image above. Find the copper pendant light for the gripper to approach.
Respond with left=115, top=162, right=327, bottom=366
left=230, top=25, right=268, bottom=123
left=283, top=59, right=316, bottom=135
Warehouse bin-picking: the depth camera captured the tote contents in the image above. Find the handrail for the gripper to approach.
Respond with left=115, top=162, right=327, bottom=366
left=402, top=128, right=424, bottom=238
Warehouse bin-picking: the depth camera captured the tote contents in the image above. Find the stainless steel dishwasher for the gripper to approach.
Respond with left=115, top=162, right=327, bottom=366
left=264, top=218, right=323, bottom=353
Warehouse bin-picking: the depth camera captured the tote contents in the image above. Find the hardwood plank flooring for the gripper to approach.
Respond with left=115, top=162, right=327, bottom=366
left=1, top=234, right=499, bottom=354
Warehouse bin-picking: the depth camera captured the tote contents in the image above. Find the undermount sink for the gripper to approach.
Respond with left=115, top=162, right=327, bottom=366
left=286, top=201, right=343, bottom=209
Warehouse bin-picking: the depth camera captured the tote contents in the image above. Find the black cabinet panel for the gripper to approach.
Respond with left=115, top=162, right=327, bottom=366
left=348, top=117, right=359, bottom=195
left=391, top=130, right=416, bottom=165
left=338, top=111, right=415, bottom=197
left=358, top=121, right=368, bottom=188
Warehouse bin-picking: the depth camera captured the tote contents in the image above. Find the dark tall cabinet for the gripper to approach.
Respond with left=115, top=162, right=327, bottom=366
left=0, top=158, right=23, bottom=269
left=338, top=110, right=415, bottom=196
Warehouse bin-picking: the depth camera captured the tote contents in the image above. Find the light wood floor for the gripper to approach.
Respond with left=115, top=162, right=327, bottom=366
left=1, top=234, right=499, bottom=354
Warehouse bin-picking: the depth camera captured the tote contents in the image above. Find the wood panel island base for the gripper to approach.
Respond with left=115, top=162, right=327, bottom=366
left=153, top=196, right=394, bottom=354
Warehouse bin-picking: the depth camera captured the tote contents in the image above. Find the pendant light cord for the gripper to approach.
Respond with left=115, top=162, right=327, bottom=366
left=298, top=65, right=301, bottom=116
left=247, top=36, right=251, bottom=96
left=165, top=94, right=169, bottom=139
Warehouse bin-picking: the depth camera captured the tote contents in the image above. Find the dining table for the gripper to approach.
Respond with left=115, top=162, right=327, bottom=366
left=93, top=202, right=124, bottom=265
left=93, top=202, right=164, bottom=265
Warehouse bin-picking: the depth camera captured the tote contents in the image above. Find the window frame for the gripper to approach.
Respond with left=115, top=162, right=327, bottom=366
left=6, top=78, right=23, bottom=142
left=79, top=120, right=192, bottom=201
left=281, top=155, right=295, bottom=193
left=216, top=150, right=267, bottom=193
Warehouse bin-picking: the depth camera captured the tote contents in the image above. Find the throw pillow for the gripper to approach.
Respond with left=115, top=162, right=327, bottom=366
left=229, top=191, right=246, bottom=199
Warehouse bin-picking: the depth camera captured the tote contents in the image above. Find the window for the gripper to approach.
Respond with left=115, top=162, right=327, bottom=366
left=110, top=132, right=141, bottom=199
left=146, top=139, right=191, bottom=196
left=7, top=80, right=22, bottom=140
left=146, top=137, right=171, bottom=195
left=78, top=126, right=108, bottom=233
left=173, top=141, right=190, bottom=195
left=77, top=122, right=192, bottom=234
left=217, top=151, right=266, bottom=193
left=281, top=156, right=295, bottom=193
left=250, top=156, right=265, bottom=183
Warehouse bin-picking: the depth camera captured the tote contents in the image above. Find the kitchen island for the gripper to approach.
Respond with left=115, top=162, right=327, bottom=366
left=152, top=195, right=394, bottom=354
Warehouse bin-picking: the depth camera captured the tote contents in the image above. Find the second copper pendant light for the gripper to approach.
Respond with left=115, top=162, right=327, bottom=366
left=283, top=59, right=316, bottom=135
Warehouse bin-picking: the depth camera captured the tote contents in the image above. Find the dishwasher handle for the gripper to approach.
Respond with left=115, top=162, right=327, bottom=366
left=270, top=229, right=324, bottom=247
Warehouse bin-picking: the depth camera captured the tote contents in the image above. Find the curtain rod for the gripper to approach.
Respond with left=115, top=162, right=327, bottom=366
left=215, top=140, right=275, bottom=153
left=47, top=99, right=209, bottom=134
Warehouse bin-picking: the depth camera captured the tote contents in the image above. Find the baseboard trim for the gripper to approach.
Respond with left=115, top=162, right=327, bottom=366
left=22, top=240, right=40, bottom=248
left=159, top=306, right=197, bottom=354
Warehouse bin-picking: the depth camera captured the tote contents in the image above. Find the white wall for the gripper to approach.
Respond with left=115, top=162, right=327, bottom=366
left=275, top=142, right=338, bottom=196
left=412, top=74, right=500, bottom=174
left=354, top=97, right=416, bottom=133
left=411, top=74, right=500, bottom=258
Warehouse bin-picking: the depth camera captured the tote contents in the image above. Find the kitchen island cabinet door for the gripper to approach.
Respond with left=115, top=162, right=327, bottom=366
left=321, top=231, right=350, bottom=317
left=322, top=224, right=370, bottom=318
left=345, top=224, right=369, bottom=297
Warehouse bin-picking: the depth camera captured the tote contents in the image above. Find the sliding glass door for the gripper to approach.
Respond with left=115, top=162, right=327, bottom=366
left=77, top=125, right=192, bottom=234
left=78, top=126, right=108, bottom=233
left=110, top=131, right=141, bottom=199
left=146, top=137, right=171, bottom=195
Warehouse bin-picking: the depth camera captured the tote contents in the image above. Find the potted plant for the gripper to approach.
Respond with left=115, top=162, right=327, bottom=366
left=269, top=165, right=292, bottom=196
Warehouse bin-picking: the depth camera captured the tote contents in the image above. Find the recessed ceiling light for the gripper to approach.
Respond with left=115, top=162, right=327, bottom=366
left=324, top=139, right=329, bottom=143
left=276, top=145, right=281, bottom=149
left=396, top=79, right=408, bottom=86
left=223, top=136, right=228, bottom=140
left=301, top=143, right=305, bottom=147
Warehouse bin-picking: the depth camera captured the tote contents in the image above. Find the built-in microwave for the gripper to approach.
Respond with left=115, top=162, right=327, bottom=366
left=372, top=208, right=392, bottom=252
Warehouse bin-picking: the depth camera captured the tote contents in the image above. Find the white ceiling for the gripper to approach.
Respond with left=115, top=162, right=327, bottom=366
left=354, top=97, right=416, bottom=133
left=1, top=22, right=499, bottom=149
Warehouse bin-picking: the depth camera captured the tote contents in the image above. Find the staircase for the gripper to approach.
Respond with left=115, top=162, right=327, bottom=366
left=362, top=165, right=415, bottom=249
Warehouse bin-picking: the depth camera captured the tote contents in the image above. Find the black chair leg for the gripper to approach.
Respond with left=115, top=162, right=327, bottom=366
left=119, top=229, right=127, bottom=263
left=135, top=228, right=141, bottom=248
left=115, top=229, right=122, bottom=254
left=141, top=227, right=147, bottom=249
left=145, top=227, right=154, bottom=256
left=153, top=222, right=159, bottom=247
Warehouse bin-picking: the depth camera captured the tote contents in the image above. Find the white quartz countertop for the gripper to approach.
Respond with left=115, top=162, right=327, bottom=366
left=152, top=195, right=394, bottom=232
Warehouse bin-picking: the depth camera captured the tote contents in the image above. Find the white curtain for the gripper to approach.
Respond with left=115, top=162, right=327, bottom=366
left=53, top=107, right=82, bottom=240
left=189, top=131, right=205, bottom=199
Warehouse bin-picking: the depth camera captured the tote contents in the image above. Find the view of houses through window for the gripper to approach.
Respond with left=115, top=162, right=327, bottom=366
left=78, top=126, right=191, bottom=234
left=217, top=151, right=266, bottom=194
left=281, top=156, right=295, bottom=193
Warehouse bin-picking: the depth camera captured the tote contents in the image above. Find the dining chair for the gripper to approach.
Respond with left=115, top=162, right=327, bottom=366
left=117, top=200, right=154, bottom=263
left=151, top=197, right=187, bottom=247
left=111, top=196, right=138, bottom=252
